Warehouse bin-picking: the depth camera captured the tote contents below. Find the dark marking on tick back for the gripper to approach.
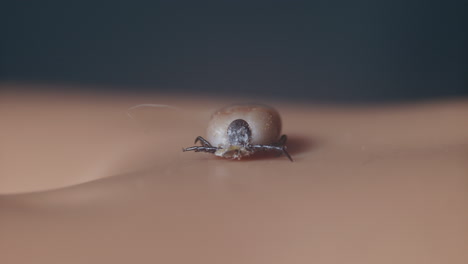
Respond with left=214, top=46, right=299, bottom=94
left=227, top=119, right=252, bottom=146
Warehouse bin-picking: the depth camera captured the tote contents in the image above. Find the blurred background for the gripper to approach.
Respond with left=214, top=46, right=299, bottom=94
left=1, top=0, right=467, bottom=102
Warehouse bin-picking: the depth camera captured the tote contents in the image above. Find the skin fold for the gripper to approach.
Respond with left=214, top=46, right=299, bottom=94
left=1, top=85, right=467, bottom=264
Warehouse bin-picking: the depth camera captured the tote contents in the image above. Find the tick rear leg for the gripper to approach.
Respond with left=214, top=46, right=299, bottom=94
left=250, top=144, right=293, bottom=162
left=276, top=135, right=288, bottom=146
left=280, top=145, right=293, bottom=162
left=183, top=136, right=217, bottom=154
left=194, top=136, right=213, bottom=147
left=277, top=135, right=292, bottom=161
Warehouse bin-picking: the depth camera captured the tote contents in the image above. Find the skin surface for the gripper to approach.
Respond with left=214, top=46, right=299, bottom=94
left=1, top=84, right=467, bottom=264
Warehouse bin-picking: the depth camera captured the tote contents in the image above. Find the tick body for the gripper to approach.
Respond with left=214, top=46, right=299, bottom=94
left=183, top=104, right=292, bottom=161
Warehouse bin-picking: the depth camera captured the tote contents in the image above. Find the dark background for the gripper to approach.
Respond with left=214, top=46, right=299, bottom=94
left=1, top=0, right=467, bottom=102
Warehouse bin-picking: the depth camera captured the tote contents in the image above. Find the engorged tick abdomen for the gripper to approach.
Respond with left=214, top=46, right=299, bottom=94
left=206, top=104, right=282, bottom=147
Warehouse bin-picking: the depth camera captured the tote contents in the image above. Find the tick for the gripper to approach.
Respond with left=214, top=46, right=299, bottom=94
left=183, top=104, right=293, bottom=161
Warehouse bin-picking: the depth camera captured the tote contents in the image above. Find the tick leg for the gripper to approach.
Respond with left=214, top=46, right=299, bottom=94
left=280, top=146, right=293, bottom=162
left=183, top=146, right=217, bottom=153
left=184, top=136, right=217, bottom=154
left=194, top=136, right=213, bottom=147
left=276, top=135, right=288, bottom=146
left=250, top=144, right=293, bottom=162
left=276, top=135, right=292, bottom=161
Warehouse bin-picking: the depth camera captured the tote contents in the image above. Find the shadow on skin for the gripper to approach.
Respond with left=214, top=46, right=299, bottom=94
left=286, top=135, right=318, bottom=156
left=0, top=167, right=163, bottom=210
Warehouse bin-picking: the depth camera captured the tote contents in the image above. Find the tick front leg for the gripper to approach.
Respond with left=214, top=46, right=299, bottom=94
left=183, top=146, right=218, bottom=153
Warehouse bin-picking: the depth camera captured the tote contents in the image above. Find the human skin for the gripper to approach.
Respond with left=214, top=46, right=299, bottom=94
left=1, top=84, right=467, bottom=264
